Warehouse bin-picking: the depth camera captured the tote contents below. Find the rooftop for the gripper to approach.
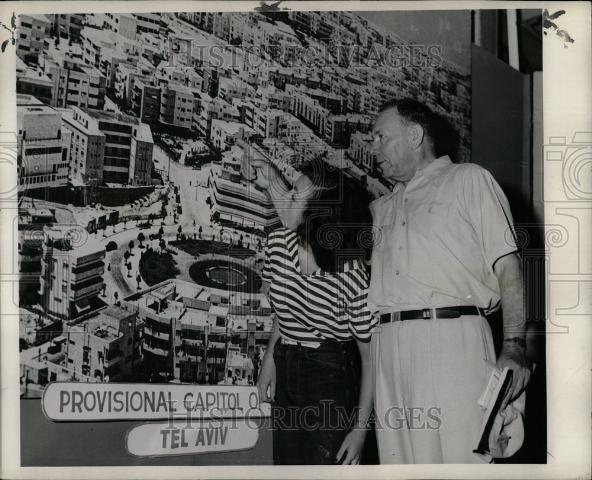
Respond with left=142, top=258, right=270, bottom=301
left=16, top=94, right=45, bottom=107
left=81, top=107, right=140, bottom=125
left=99, top=305, right=134, bottom=322
left=211, top=119, right=254, bottom=136
left=59, top=108, right=104, bottom=136
left=44, top=225, right=105, bottom=258
left=21, top=14, right=52, bottom=24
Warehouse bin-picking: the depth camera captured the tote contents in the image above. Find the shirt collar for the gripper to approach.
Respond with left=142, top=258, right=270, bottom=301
left=415, top=155, right=452, bottom=179
left=390, top=156, right=453, bottom=192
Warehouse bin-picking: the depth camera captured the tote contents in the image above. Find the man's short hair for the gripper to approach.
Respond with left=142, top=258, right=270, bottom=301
left=379, top=98, right=459, bottom=161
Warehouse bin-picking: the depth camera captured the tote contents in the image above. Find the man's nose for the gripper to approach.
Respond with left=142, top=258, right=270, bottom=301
left=370, top=138, right=379, bottom=153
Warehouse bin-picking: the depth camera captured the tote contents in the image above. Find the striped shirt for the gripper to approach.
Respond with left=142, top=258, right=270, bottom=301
left=262, top=228, right=376, bottom=347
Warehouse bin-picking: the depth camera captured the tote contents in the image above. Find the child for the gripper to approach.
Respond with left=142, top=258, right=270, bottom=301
left=254, top=158, right=376, bottom=465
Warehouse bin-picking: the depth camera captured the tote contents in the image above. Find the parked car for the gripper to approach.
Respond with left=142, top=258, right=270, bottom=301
left=149, top=233, right=162, bottom=241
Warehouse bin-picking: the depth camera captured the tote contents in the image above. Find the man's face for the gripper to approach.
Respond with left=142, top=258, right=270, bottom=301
left=371, top=108, right=416, bottom=183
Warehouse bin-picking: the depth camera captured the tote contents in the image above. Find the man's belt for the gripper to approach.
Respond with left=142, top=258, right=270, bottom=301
left=379, top=305, right=486, bottom=324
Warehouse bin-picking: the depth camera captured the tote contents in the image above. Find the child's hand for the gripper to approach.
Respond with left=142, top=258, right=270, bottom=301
left=252, top=166, right=271, bottom=190
left=335, top=429, right=367, bottom=464
left=256, top=354, right=276, bottom=402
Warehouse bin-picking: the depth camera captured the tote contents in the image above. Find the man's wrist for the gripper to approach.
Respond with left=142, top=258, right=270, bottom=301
left=503, top=336, right=526, bottom=349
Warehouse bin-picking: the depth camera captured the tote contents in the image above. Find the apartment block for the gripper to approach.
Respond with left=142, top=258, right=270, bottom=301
left=210, top=119, right=254, bottom=152
left=16, top=14, right=52, bottom=65
left=60, top=108, right=106, bottom=185
left=17, top=95, right=70, bottom=191
left=131, top=78, right=161, bottom=124
left=160, top=83, right=196, bottom=130
left=209, top=143, right=282, bottom=233
left=133, top=13, right=167, bottom=36
left=49, top=13, right=84, bottom=41
left=39, top=225, right=106, bottom=319
left=95, top=13, right=137, bottom=40
left=16, top=56, right=54, bottom=105
left=80, top=27, right=135, bottom=71
left=41, top=44, right=106, bottom=110
left=123, top=279, right=272, bottom=383
left=324, top=113, right=373, bottom=147
left=61, top=107, right=153, bottom=186
left=63, top=305, right=140, bottom=381
left=348, top=131, right=377, bottom=175
left=18, top=207, right=56, bottom=306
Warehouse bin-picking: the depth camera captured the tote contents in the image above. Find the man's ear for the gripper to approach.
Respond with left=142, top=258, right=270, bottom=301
left=407, top=123, right=425, bottom=150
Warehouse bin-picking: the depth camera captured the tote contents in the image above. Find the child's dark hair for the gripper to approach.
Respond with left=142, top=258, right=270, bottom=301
left=296, top=159, right=374, bottom=273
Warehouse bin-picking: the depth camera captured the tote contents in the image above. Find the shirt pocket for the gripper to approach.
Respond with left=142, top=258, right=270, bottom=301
left=409, top=201, right=451, bottom=225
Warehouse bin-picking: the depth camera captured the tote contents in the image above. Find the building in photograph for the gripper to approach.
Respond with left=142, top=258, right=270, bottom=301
left=41, top=43, right=107, bottom=110
left=16, top=56, right=54, bottom=105
left=18, top=207, right=57, bottom=306
left=193, top=93, right=240, bottom=139
left=348, top=131, right=377, bottom=175
left=16, top=14, right=52, bottom=65
left=131, top=78, right=161, bottom=124
left=60, top=108, right=106, bottom=186
left=80, top=26, right=135, bottom=71
left=159, top=82, right=196, bottom=130
left=324, top=113, right=373, bottom=147
left=63, top=305, right=141, bottom=381
left=39, top=225, right=106, bottom=320
left=49, top=13, right=85, bottom=41
left=20, top=307, right=63, bottom=349
left=17, top=95, right=70, bottom=191
left=210, top=119, right=255, bottom=152
left=133, top=12, right=168, bottom=36
left=209, top=142, right=283, bottom=232
left=114, top=60, right=156, bottom=108
left=93, top=13, right=137, bottom=40
left=123, top=280, right=272, bottom=383
left=61, top=107, right=154, bottom=186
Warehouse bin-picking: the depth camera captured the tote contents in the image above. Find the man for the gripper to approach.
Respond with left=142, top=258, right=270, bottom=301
left=368, top=98, right=531, bottom=464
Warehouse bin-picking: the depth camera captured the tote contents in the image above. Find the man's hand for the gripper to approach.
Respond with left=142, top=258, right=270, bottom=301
left=336, top=429, right=366, bottom=465
left=497, top=342, right=531, bottom=410
left=256, top=354, right=276, bottom=403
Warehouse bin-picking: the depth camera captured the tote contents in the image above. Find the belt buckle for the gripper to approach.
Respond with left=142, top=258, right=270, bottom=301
left=422, top=308, right=432, bottom=320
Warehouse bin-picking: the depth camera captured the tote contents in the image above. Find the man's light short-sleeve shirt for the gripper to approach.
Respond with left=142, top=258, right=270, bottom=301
left=368, top=156, right=518, bottom=313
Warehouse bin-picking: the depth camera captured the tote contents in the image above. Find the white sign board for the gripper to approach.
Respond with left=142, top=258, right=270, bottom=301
left=42, top=382, right=271, bottom=421
left=126, top=419, right=259, bottom=457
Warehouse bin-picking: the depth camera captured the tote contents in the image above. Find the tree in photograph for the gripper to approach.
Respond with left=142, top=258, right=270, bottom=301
left=136, top=273, right=142, bottom=290
left=114, top=291, right=119, bottom=305
left=159, top=239, right=167, bottom=252
left=137, top=232, right=145, bottom=248
left=158, top=226, right=164, bottom=236
left=126, top=262, right=132, bottom=278
left=177, top=225, right=183, bottom=240
left=124, top=250, right=130, bottom=263
left=128, top=240, right=134, bottom=253
left=138, top=249, right=180, bottom=286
